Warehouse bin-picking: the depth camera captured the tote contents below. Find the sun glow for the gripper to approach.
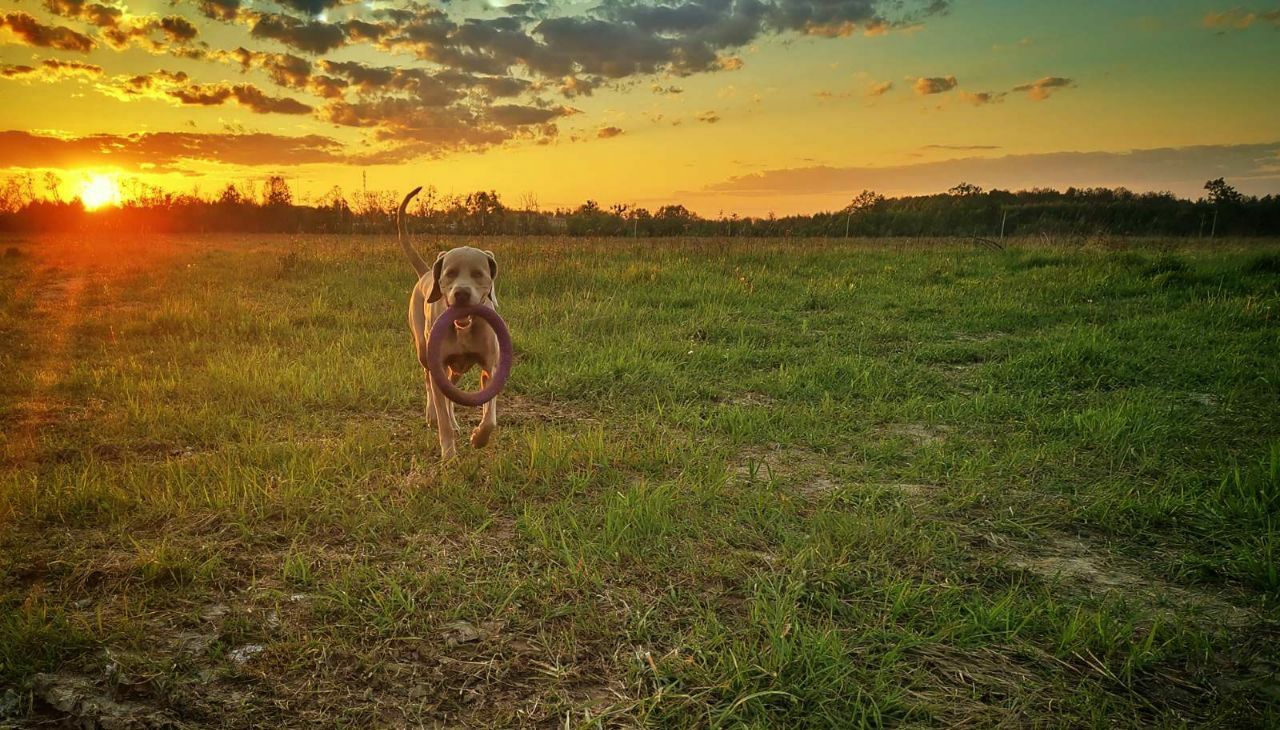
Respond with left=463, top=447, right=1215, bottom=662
left=79, top=174, right=122, bottom=211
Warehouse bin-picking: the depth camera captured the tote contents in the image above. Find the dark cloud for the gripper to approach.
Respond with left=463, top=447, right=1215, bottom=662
left=0, top=130, right=348, bottom=172
left=164, top=82, right=312, bottom=114
left=216, top=48, right=313, bottom=90
left=198, top=0, right=241, bottom=22
left=250, top=12, right=346, bottom=54
left=321, top=98, right=507, bottom=149
left=1012, top=76, right=1073, bottom=100
left=41, top=0, right=122, bottom=27
left=1, top=59, right=102, bottom=80
left=697, top=110, right=721, bottom=123
left=913, top=75, right=957, bottom=94
left=0, top=12, right=95, bottom=52
left=274, top=0, right=345, bottom=16
left=597, top=125, right=624, bottom=138
left=306, top=74, right=347, bottom=99
left=102, top=70, right=312, bottom=116
left=487, top=104, right=571, bottom=127
left=229, top=84, right=312, bottom=114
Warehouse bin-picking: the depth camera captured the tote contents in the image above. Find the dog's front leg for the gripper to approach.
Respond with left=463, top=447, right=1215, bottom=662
left=428, top=373, right=457, bottom=459
left=422, top=368, right=436, bottom=425
left=471, top=370, right=497, bottom=449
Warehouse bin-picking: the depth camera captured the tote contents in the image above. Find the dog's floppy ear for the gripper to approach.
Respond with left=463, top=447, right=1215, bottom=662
left=483, top=250, right=499, bottom=306
left=426, top=251, right=447, bottom=303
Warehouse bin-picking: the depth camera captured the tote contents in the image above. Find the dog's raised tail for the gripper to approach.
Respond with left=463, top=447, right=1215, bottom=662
left=397, top=186, right=428, bottom=277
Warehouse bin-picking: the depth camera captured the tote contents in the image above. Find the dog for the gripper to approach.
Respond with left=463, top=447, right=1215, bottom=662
left=398, top=187, right=500, bottom=460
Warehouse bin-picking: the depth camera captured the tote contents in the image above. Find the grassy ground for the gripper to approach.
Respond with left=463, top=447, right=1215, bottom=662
left=1, top=233, right=1278, bottom=728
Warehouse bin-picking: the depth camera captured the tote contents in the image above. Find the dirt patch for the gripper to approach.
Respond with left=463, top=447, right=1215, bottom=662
left=718, top=391, right=779, bottom=407
left=732, top=443, right=849, bottom=500
left=500, top=394, right=598, bottom=427
left=879, top=423, right=951, bottom=447
left=1007, top=532, right=1258, bottom=627
left=950, top=331, right=1008, bottom=343
left=874, top=482, right=942, bottom=498
left=1189, top=392, right=1220, bottom=408
left=33, top=673, right=185, bottom=729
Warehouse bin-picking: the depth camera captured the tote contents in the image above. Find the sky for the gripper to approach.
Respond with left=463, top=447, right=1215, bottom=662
left=1, top=0, right=1278, bottom=216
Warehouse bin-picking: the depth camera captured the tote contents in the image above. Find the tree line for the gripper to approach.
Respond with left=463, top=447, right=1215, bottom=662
left=2, top=173, right=1277, bottom=238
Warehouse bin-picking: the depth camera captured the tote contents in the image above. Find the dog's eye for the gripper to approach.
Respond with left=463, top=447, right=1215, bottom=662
left=443, top=268, right=456, bottom=278
left=471, top=269, right=483, bottom=278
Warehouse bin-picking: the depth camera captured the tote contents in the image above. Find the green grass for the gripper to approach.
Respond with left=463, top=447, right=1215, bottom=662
left=1, top=234, right=1278, bottom=727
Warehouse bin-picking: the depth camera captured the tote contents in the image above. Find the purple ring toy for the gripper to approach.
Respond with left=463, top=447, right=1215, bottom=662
left=426, top=305, right=512, bottom=407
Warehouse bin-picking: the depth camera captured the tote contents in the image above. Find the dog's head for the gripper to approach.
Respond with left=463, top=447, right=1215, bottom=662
left=427, top=246, right=498, bottom=307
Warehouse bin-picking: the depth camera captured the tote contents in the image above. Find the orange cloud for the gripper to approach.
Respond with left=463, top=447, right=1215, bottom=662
left=867, top=80, right=893, bottom=97
left=913, top=76, right=957, bottom=95
left=0, top=59, right=103, bottom=81
left=0, top=130, right=349, bottom=173
left=1012, top=76, right=1074, bottom=100
left=597, top=126, right=624, bottom=139
left=1203, top=8, right=1280, bottom=29
left=958, top=90, right=1005, bottom=105
left=0, top=11, right=95, bottom=52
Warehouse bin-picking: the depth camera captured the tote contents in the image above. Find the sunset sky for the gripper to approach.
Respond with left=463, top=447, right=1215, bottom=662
left=1, top=0, right=1278, bottom=215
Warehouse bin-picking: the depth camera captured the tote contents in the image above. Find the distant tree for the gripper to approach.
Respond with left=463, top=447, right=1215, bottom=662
left=262, top=175, right=292, bottom=207
left=948, top=182, right=984, bottom=197
left=42, top=171, right=62, bottom=203
left=217, top=183, right=246, bottom=205
left=1204, top=178, right=1243, bottom=206
left=845, top=189, right=884, bottom=212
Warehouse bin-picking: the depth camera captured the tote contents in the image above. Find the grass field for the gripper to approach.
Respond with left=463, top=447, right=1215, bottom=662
left=1, top=233, right=1278, bottom=728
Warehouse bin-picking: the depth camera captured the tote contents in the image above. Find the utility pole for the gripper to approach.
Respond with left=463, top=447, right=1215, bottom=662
left=999, top=209, right=1007, bottom=242
left=1211, top=208, right=1218, bottom=240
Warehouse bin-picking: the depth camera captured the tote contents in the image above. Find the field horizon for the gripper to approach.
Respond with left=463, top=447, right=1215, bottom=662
left=2, top=232, right=1278, bottom=727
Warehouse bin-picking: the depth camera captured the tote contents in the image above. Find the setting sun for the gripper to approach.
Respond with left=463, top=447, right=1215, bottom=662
left=79, top=174, right=122, bottom=211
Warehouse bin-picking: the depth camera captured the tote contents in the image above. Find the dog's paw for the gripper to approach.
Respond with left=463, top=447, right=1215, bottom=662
left=470, top=424, right=493, bottom=449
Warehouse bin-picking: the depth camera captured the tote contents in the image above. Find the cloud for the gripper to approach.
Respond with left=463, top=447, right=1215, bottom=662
left=197, top=0, right=240, bottom=22
left=0, top=130, right=350, bottom=173
left=1203, top=8, right=1280, bottom=29
left=867, top=80, right=893, bottom=97
left=913, top=75, right=957, bottom=95
left=0, top=59, right=102, bottom=81
left=249, top=12, right=346, bottom=54
left=100, top=71, right=312, bottom=115
left=215, top=47, right=313, bottom=90
left=597, top=126, right=624, bottom=138
left=227, top=84, right=312, bottom=114
left=0, top=12, right=95, bottom=52
left=1012, top=76, right=1073, bottom=100
left=958, top=90, right=1005, bottom=105
left=652, top=84, right=685, bottom=94
left=922, top=144, right=1001, bottom=150
left=40, top=1, right=201, bottom=53
left=697, top=110, right=721, bottom=123
left=695, top=142, right=1280, bottom=201
left=558, top=75, right=596, bottom=97
left=41, top=0, right=122, bottom=27
left=194, top=0, right=943, bottom=86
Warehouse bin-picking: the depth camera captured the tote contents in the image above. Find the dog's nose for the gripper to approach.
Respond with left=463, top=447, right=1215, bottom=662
left=452, top=289, right=472, bottom=305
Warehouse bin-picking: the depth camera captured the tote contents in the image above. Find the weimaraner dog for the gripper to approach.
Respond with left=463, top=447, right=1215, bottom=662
left=397, top=187, right=500, bottom=460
